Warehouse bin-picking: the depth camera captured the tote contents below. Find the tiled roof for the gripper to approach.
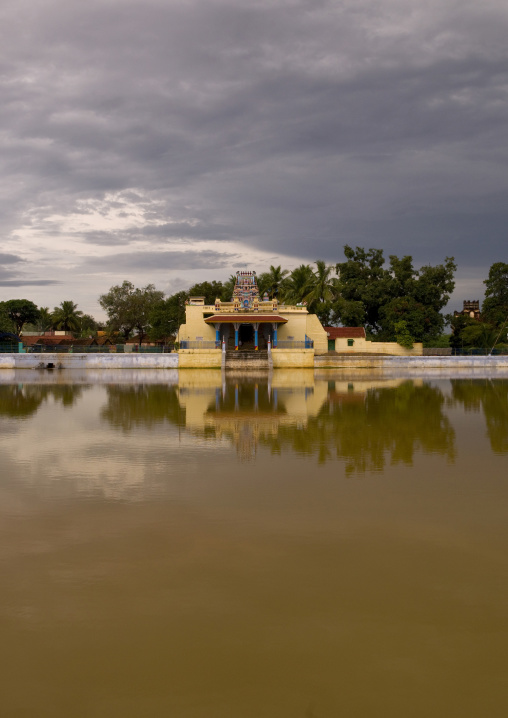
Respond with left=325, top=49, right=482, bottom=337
left=324, top=327, right=366, bottom=339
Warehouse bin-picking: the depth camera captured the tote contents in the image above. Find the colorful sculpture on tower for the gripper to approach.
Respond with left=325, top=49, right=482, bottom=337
left=231, top=271, right=260, bottom=309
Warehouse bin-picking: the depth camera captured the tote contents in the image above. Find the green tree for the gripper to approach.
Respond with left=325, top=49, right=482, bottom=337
left=36, top=307, right=53, bottom=332
left=221, top=275, right=237, bottom=301
left=449, top=314, right=478, bottom=350
left=334, top=246, right=456, bottom=342
left=257, top=265, right=289, bottom=299
left=3, top=299, right=40, bottom=335
left=78, top=313, right=98, bottom=337
left=394, top=320, right=414, bottom=349
left=99, top=281, right=138, bottom=340
left=51, top=301, right=83, bottom=332
left=187, top=281, right=224, bottom=304
left=148, top=291, right=188, bottom=342
left=304, top=260, right=338, bottom=323
left=131, top=285, right=165, bottom=342
left=379, top=296, right=443, bottom=343
left=482, top=262, right=508, bottom=327
left=280, top=264, right=315, bottom=305
left=461, top=322, right=498, bottom=349
left=99, top=281, right=164, bottom=341
left=335, top=246, right=391, bottom=332
left=0, top=302, right=15, bottom=334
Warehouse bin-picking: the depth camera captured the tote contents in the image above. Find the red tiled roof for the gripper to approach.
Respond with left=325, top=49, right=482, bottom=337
left=324, top=327, right=366, bottom=339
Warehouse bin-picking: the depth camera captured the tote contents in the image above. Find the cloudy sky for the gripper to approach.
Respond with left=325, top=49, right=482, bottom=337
left=1, top=0, right=507, bottom=318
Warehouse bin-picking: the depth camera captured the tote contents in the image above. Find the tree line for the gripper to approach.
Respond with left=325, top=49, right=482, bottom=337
left=1, top=248, right=507, bottom=348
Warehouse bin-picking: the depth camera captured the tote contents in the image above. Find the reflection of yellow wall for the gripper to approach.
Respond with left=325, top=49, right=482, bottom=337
left=178, top=369, right=223, bottom=389
left=282, top=382, right=328, bottom=418
left=334, top=337, right=423, bottom=355
left=329, top=378, right=423, bottom=394
left=270, top=369, right=315, bottom=388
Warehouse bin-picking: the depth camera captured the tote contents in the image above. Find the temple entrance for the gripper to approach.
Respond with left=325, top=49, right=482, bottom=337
left=239, top=324, right=254, bottom=349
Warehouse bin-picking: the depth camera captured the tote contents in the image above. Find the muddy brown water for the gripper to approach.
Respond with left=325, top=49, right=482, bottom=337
left=0, top=370, right=507, bottom=717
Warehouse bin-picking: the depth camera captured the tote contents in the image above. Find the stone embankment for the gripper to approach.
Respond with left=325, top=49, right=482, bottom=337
left=314, top=354, right=508, bottom=369
left=0, top=353, right=179, bottom=370
left=1, top=352, right=508, bottom=371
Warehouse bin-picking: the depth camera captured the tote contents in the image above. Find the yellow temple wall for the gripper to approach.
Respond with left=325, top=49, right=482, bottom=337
left=277, top=312, right=307, bottom=341
left=305, top=314, right=329, bottom=355
left=178, top=305, right=215, bottom=342
left=178, top=349, right=222, bottom=368
left=271, top=349, right=314, bottom=368
left=333, top=337, right=423, bottom=355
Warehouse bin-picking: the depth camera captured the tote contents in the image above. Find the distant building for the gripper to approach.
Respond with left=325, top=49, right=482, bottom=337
left=454, top=300, right=481, bottom=320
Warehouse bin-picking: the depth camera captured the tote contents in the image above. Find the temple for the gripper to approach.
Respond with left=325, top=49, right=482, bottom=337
left=178, top=270, right=328, bottom=367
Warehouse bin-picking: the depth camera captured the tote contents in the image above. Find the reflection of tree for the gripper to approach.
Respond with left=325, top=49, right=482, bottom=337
left=0, top=386, right=46, bottom=418
left=451, top=379, right=508, bottom=453
left=260, top=381, right=456, bottom=473
left=0, top=384, right=85, bottom=417
left=101, top=385, right=184, bottom=432
left=50, top=385, right=84, bottom=407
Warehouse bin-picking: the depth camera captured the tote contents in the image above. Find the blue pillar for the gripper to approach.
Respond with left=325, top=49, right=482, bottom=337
left=274, top=326, right=277, bottom=348
left=216, top=328, right=220, bottom=347
left=235, top=328, right=239, bottom=350
left=253, top=322, right=259, bottom=351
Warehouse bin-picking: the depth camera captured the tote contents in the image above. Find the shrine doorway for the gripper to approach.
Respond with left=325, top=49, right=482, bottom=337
left=239, top=324, right=254, bottom=349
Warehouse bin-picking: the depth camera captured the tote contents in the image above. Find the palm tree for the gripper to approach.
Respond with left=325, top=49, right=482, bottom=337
left=51, top=301, right=83, bottom=333
left=265, top=265, right=289, bottom=298
left=306, top=261, right=338, bottom=309
left=221, top=275, right=237, bottom=301
left=36, top=307, right=53, bottom=332
left=279, top=264, right=315, bottom=305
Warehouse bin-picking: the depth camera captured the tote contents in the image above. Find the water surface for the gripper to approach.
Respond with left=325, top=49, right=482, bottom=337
left=1, top=369, right=507, bottom=717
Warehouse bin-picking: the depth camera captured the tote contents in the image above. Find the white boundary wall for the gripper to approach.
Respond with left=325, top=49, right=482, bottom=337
left=0, top=353, right=179, bottom=370
left=1, top=353, right=508, bottom=370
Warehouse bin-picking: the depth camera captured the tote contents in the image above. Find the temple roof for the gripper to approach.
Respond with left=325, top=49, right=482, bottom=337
left=205, top=314, right=288, bottom=324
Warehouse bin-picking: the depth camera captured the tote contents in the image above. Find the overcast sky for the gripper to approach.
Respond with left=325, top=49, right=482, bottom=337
left=1, top=0, right=507, bottom=318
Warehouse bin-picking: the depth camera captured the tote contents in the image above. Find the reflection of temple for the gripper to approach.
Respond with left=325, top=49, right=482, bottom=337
left=178, top=370, right=326, bottom=459
left=176, top=371, right=421, bottom=460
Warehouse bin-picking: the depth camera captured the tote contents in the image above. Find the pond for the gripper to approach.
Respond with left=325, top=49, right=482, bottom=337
left=1, top=369, right=507, bottom=717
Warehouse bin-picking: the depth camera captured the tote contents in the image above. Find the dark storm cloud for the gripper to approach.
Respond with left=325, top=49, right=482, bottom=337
left=1, top=0, right=508, bottom=303
left=83, top=249, right=237, bottom=272
left=0, top=254, right=23, bottom=264
left=0, top=279, right=61, bottom=287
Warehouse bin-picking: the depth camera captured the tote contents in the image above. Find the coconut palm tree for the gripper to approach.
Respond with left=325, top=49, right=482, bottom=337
left=51, top=301, right=83, bottom=333
left=305, top=261, right=338, bottom=308
left=279, top=264, right=315, bottom=305
left=262, top=265, right=289, bottom=298
left=36, top=307, right=53, bottom=332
